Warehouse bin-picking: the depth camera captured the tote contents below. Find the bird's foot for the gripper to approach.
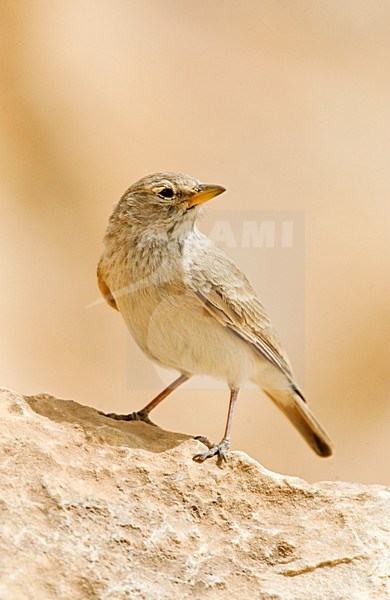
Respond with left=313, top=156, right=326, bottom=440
left=99, top=409, right=156, bottom=426
left=193, top=436, right=230, bottom=463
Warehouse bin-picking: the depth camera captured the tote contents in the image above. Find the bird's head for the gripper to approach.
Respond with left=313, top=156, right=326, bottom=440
left=110, top=172, right=226, bottom=239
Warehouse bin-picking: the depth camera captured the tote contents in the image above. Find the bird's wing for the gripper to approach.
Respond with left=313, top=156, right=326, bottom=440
left=184, top=234, right=295, bottom=382
left=97, top=260, right=118, bottom=311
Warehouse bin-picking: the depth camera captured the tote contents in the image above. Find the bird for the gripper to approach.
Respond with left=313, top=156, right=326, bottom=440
left=97, top=172, right=333, bottom=463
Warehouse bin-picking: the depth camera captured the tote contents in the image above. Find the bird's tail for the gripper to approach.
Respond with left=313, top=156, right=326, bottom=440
left=263, top=388, right=334, bottom=457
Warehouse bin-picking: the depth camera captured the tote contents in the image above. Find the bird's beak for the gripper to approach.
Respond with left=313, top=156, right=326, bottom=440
left=187, top=184, right=226, bottom=208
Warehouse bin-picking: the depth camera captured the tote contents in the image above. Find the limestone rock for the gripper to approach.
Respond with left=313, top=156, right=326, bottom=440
left=0, top=387, right=388, bottom=599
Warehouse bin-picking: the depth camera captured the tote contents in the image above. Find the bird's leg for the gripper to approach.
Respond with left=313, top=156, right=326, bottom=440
left=100, top=373, right=190, bottom=426
left=193, top=386, right=239, bottom=463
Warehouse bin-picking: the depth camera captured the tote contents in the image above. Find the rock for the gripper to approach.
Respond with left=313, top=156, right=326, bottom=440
left=0, top=388, right=388, bottom=599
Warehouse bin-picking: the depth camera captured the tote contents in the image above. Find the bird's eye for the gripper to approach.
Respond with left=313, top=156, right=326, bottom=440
left=158, top=187, right=174, bottom=199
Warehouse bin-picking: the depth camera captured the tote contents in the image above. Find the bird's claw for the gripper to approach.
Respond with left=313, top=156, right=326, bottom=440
left=193, top=435, right=214, bottom=449
left=193, top=436, right=230, bottom=463
left=99, top=410, right=156, bottom=426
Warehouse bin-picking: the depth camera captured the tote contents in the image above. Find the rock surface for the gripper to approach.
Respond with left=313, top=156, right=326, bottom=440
left=0, top=388, right=389, bottom=599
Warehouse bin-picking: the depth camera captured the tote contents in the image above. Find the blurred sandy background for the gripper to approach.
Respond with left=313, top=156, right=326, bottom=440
left=0, top=0, right=389, bottom=484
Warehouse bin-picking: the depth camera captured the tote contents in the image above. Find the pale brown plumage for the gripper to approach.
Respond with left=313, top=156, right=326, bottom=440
left=97, top=260, right=118, bottom=311
left=183, top=237, right=294, bottom=381
left=98, top=172, right=334, bottom=462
